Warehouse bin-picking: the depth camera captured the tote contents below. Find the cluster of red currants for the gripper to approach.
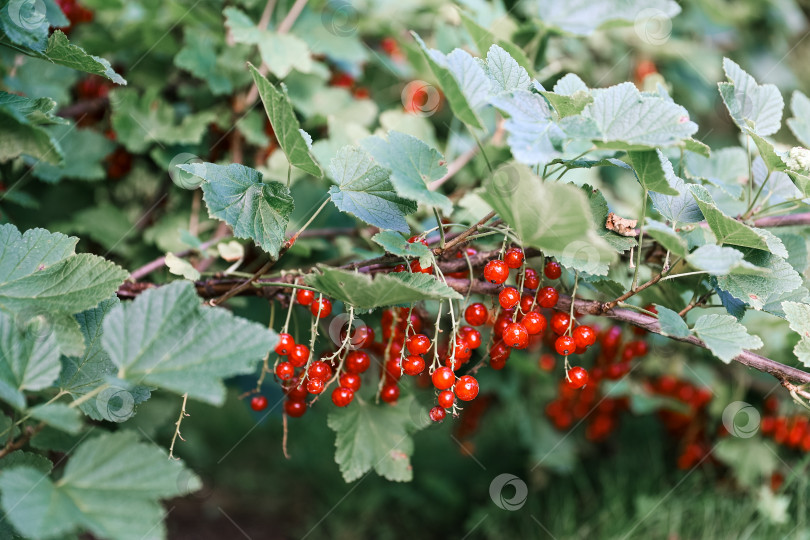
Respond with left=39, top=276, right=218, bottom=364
left=760, top=397, right=810, bottom=452
left=650, top=375, right=714, bottom=469
left=475, top=249, right=594, bottom=390
left=55, top=0, right=93, bottom=32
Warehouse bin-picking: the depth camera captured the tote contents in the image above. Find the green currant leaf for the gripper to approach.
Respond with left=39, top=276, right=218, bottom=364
left=27, top=403, right=82, bottom=434
left=328, top=145, right=417, bottom=233
left=30, top=123, right=115, bottom=183
left=787, top=90, right=810, bottom=148
left=0, top=224, right=129, bottom=323
left=559, top=82, right=698, bottom=148
left=685, top=147, right=748, bottom=199
left=686, top=245, right=769, bottom=276
left=718, top=58, right=783, bottom=137
left=179, top=162, right=295, bottom=258
left=692, top=313, right=763, bottom=363
left=361, top=131, right=452, bottom=214
left=0, top=431, right=200, bottom=540
left=536, top=0, right=680, bottom=36
left=649, top=170, right=703, bottom=224
left=0, top=2, right=49, bottom=51
left=58, top=298, right=150, bottom=422
left=35, top=31, right=125, bottom=83
left=625, top=150, right=680, bottom=195
left=782, top=301, right=810, bottom=366
left=249, top=64, right=323, bottom=177
left=715, top=250, right=803, bottom=310
left=174, top=29, right=234, bottom=95
left=0, top=311, right=60, bottom=409
left=411, top=32, right=486, bottom=129
left=110, top=88, right=215, bottom=153
left=481, top=164, right=615, bottom=275
left=584, top=186, right=637, bottom=253
left=327, top=395, right=423, bottom=482
left=689, top=185, right=788, bottom=257
left=102, top=281, right=278, bottom=405
left=458, top=11, right=533, bottom=72
left=481, top=44, right=531, bottom=94
left=371, top=231, right=432, bottom=267
left=654, top=305, right=690, bottom=338
left=644, top=219, right=688, bottom=257
left=303, top=265, right=461, bottom=310
left=489, top=90, right=564, bottom=166
left=0, top=91, right=65, bottom=165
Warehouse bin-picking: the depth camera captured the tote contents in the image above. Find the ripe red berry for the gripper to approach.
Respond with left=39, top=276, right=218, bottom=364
left=311, top=298, right=332, bottom=318
left=408, top=235, right=429, bottom=246
left=629, top=340, right=649, bottom=357
left=483, top=260, right=509, bottom=284
left=403, top=355, right=426, bottom=376
left=490, top=341, right=511, bottom=364
left=555, top=335, right=576, bottom=356
left=410, top=259, right=433, bottom=274
left=572, top=325, right=597, bottom=348
left=503, top=322, right=529, bottom=349
left=339, top=372, right=362, bottom=391
left=504, top=247, right=525, bottom=269
left=275, top=333, right=295, bottom=355
left=437, top=390, right=455, bottom=409
left=385, top=357, right=402, bottom=380
left=284, top=399, right=307, bottom=417
left=331, top=386, right=354, bottom=407
left=454, top=375, right=479, bottom=401
left=307, top=361, right=331, bottom=381
left=429, top=406, right=446, bottom=422
left=296, top=289, right=314, bottom=306
left=519, top=294, right=535, bottom=313
left=406, top=334, right=431, bottom=355
left=381, top=384, right=400, bottom=403
left=538, top=353, right=555, bottom=371
left=537, top=286, right=559, bottom=308
left=545, top=260, right=562, bottom=280
left=460, top=326, right=481, bottom=349
left=349, top=325, right=375, bottom=349
left=523, top=268, right=540, bottom=290
left=306, top=377, right=325, bottom=394
left=521, top=311, right=547, bottom=335
left=432, top=366, right=455, bottom=390
left=499, top=286, right=520, bottom=309
left=550, top=312, right=571, bottom=335
left=566, top=366, right=589, bottom=389
left=345, top=350, right=370, bottom=374
left=452, top=336, right=472, bottom=361
left=493, top=314, right=510, bottom=339
left=464, top=303, right=488, bottom=326
left=275, top=361, right=294, bottom=381
left=289, top=344, right=310, bottom=367
left=250, top=395, right=268, bottom=411
left=393, top=263, right=407, bottom=272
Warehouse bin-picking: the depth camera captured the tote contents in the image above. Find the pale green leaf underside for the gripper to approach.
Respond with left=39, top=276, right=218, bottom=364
left=692, top=313, right=764, bottom=363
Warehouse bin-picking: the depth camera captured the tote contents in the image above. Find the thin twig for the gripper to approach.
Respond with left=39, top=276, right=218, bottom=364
left=168, top=393, right=190, bottom=460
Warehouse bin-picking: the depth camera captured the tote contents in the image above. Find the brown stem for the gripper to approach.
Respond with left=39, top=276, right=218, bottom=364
left=437, top=211, right=497, bottom=255
left=0, top=422, right=45, bottom=460
left=601, top=273, right=663, bottom=313
left=57, top=97, right=109, bottom=118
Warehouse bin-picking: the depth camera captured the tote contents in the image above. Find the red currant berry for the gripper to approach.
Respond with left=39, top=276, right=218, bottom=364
left=284, top=377, right=308, bottom=400
left=437, top=390, right=455, bottom=409
left=504, top=247, right=525, bottom=269
left=275, top=333, right=295, bottom=355
left=284, top=399, right=307, bottom=417
left=332, top=386, right=354, bottom=407
left=393, top=263, right=407, bottom=272
left=503, top=322, right=529, bottom=349
left=550, top=312, right=571, bottom=335
left=629, top=340, right=649, bottom=357
left=431, top=366, right=455, bottom=390
left=408, top=235, right=429, bottom=246
left=493, top=315, right=510, bottom=338
left=452, top=336, right=472, bottom=361
left=454, top=375, right=479, bottom=401
left=537, top=286, right=559, bottom=308
left=381, top=384, right=400, bottom=403
left=345, top=350, right=370, bottom=374
left=490, top=341, right=511, bottom=364
left=311, top=298, right=332, bottom=318
left=289, top=344, right=310, bottom=367
left=555, top=335, right=576, bottom=356
left=339, top=372, right=362, bottom=392
left=410, top=259, right=433, bottom=274
left=483, top=259, right=510, bottom=284
left=464, top=303, right=488, bottom=326
left=350, top=325, right=375, bottom=349
left=566, top=366, right=589, bottom=389
left=307, top=361, right=331, bottom=381
left=429, top=406, right=446, bottom=422
left=519, top=294, right=535, bottom=313
left=521, top=311, right=547, bottom=335
left=385, top=357, right=402, bottom=380
left=275, top=361, right=294, bottom=381
left=306, top=377, right=325, bottom=394
left=523, top=268, right=540, bottom=290
left=296, top=289, right=314, bottom=306
left=403, top=355, right=426, bottom=376
left=538, top=353, right=555, bottom=371
left=572, top=325, right=597, bottom=348
left=545, top=260, right=562, bottom=280
left=250, top=395, right=268, bottom=411
left=460, top=326, right=481, bottom=349
left=406, top=334, right=432, bottom=355
left=499, top=286, right=520, bottom=309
